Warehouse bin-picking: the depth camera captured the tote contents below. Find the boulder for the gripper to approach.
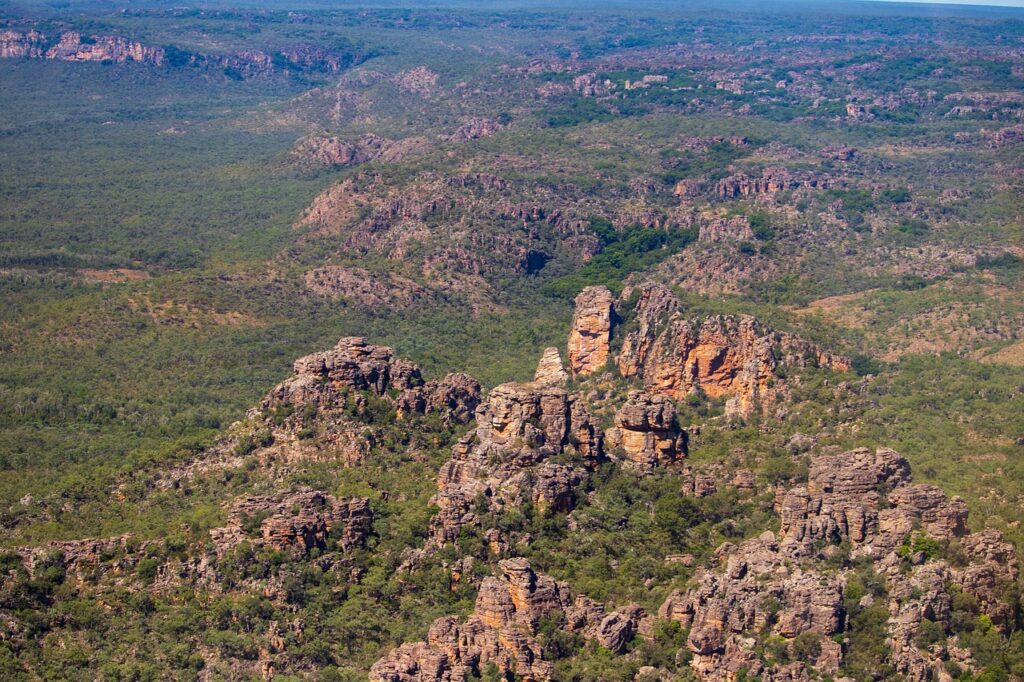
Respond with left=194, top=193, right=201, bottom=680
left=605, top=391, right=687, bottom=470
left=533, top=347, right=568, bottom=386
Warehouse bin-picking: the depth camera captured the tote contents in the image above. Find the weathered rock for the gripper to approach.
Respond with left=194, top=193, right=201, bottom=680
left=617, top=282, right=681, bottom=379
left=533, top=347, right=568, bottom=386
left=449, top=118, right=504, bottom=142
left=396, top=373, right=482, bottom=425
left=614, top=286, right=848, bottom=419
left=370, top=558, right=628, bottom=682
left=660, top=531, right=845, bottom=681
left=210, top=488, right=372, bottom=556
left=658, top=444, right=1019, bottom=680
left=0, top=29, right=46, bottom=59
left=44, top=31, right=164, bottom=65
left=567, top=286, right=615, bottom=376
left=715, top=167, right=831, bottom=198
left=430, top=382, right=602, bottom=543
left=955, top=528, right=1020, bottom=631
left=887, top=484, right=968, bottom=540
left=266, top=337, right=423, bottom=409
left=779, top=447, right=913, bottom=553
left=605, top=391, right=687, bottom=470
left=596, top=605, right=646, bottom=654
left=293, top=133, right=394, bottom=168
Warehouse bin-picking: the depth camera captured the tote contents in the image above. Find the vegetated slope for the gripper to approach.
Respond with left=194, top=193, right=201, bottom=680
left=0, top=4, right=1022, bottom=679
left=1, top=284, right=1021, bottom=681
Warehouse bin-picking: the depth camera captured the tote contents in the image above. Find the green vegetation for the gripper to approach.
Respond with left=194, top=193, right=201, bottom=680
left=0, top=1, right=1021, bottom=679
left=544, top=218, right=698, bottom=298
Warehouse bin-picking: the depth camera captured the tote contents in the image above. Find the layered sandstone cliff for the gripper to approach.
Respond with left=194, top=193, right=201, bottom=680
left=565, top=281, right=849, bottom=418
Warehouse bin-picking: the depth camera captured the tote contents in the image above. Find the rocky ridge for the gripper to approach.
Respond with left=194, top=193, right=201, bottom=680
left=430, top=358, right=602, bottom=544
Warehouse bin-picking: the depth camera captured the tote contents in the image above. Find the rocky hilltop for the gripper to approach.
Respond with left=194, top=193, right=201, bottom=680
left=3, top=285, right=1018, bottom=681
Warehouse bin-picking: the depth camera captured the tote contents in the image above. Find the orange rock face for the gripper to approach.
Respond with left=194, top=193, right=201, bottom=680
left=566, top=285, right=615, bottom=376
left=614, top=284, right=849, bottom=419
left=606, top=391, right=687, bottom=470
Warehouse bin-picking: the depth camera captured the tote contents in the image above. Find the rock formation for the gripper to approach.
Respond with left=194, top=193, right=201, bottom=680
left=0, top=29, right=46, bottom=59
left=269, top=337, right=422, bottom=404
left=44, top=31, right=164, bottom=65
left=251, top=337, right=480, bottom=464
left=660, top=447, right=1018, bottom=680
left=449, top=118, right=504, bottom=142
left=566, top=285, right=615, bottom=376
left=715, top=167, right=832, bottom=198
left=613, top=285, right=849, bottom=418
left=430, top=381, right=602, bottom=543
left=395, top=373, right=482, bottom=426
left=660, top=532, right=846, bottom=680
left=605, top=391, right=687, bottom=470
left=532, top=347, right=568, bottom=386
left=370, top=558, right=646, bottom=682
left=0, top=29, right=369, bottom=76
left=292, top=133, right=395, bottom=168
left=210, top=488, right=372, bottom=556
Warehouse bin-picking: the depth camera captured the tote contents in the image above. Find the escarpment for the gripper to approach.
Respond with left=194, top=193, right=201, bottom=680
left=0, top=28, right=370, bottom=76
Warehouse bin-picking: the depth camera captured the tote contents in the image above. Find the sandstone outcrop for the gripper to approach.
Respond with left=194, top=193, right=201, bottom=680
left=660, top=446, right=1018, bottom=680
left=777, top=447, right=972, bottom=556
left=614, top=285, right=848, bottom=418
left=532, top=347, right=568, bottom=386
left=256, top=337, right=478, bottom=462
left=396, top=373, right=482, bottom=426
left=266, top=337, right=422, bottom=408
left=449, top=118, right=504, bottom=142
left=0, top=29, right=45, bottom=58
left=370, top=558, right=644, bottom=682
left=17, top=535, right=138, bottom=581
left=292, top=133, right=395, bottom=168
left=431, top=382, right=602, bottom=543
left=715, top=167, right=832, bottom=198
left=210, top=488, right=372, bottom=556
left=605, top=391, right=687, bottom=470
left=0, top=29, right=369, bottom=77
left=660, top=532, right=845, bottom=680
left=44, top=31, right=164, bottom=65
left=566, top=286, right=615, bottom=376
